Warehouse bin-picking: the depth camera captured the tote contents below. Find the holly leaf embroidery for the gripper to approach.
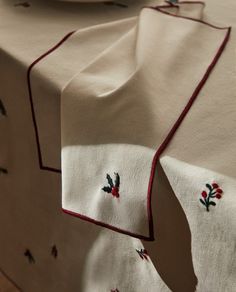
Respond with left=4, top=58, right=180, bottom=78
left=102, top=186, right=112, bottom=193
left=114, top=173, right=120, bottom=188
left=106, top=174, right=114, bottom=187
left=209, top=201, right=216, bottom=206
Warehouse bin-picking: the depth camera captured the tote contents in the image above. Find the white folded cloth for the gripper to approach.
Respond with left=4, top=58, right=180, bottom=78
left=60, top=2, right=231, bottom=241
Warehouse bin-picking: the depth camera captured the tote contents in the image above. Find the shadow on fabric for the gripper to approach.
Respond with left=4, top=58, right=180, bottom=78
left=143, top=161, right=197, bottom=292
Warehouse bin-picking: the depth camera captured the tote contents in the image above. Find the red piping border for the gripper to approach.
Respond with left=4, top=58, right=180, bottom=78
left=27, top=31, right=76, bottom=173
left=0, top=267, right=23, bottom=292
left=62, top=7, right=231, bottom=241
left=146, top=13, right=231, bottom=241
left=62, top=208, right=153, bottom=241
left=26, top=4, right=231, bottom=240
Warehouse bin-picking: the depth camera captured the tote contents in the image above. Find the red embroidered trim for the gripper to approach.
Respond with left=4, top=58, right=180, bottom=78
left=25, top=3, right=230, bottom=240
left=62, top=6, right=231, bottom=241
left=0, top=267, right=23, bottom=292
left=62, top=208, right=152, bottom=241
left=27, top=31, right=75, bottom=173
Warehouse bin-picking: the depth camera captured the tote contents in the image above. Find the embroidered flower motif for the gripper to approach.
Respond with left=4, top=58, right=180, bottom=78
left=111, top=289, right=119, bottom=292
left=102, top=173, right=120, bottom=198
left=136, top=248, right=149, bottom=260
left=199, top=182, right=223, bottom=212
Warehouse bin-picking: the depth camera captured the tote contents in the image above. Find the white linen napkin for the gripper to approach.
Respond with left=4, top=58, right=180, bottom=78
left=61, top=2, right=230, bottom=240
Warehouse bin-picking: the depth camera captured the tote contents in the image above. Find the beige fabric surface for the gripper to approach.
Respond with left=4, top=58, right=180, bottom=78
left=0, top=0, right=235, bottom=292
left=61, top=3, right=230, bottom=240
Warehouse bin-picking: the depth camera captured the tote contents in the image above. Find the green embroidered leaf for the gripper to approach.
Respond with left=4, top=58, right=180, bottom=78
left=106, top=174, right=114, bottom=187
left=102, top=186, right=112, bottom=193
left=114, top=173, right=120, bottom=188
left=199, top=199, right=206, bottom=206
left=206, top=184, right=212, bottom=192
left=209, top=201, right=216, bottom=206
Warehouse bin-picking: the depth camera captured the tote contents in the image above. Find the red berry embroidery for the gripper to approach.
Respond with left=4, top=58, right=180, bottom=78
left=111, top=289, right=119, bottom=292
left=199, top=182, right=223, bottom=211
left=111, top=187, right=119, bottom=198
left=212, top=183, right=219, bottom=189
left=102, top=173, right=120, bottom=198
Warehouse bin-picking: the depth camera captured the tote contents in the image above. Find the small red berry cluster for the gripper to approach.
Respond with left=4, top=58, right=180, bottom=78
left=136, top=248, right=149, bottom=260
left=102, top=173, right=120, bottom=198
left=200, top=182, right=223, bottom=212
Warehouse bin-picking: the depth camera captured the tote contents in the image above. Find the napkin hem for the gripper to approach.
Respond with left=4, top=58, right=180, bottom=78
left=26, top=5, right=231, bottom=241
left=62, top=21, right=231, bottom=241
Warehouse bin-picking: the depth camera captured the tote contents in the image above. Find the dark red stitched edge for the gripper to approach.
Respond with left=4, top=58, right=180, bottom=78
left=147, top=26, right=231, bottom=241
left=26, top=5, right=231, bottom=241
left=63, top=17, right=231, bottom=241
left=62, top=208, right=154, bottom=241
left=0, top=267, right=23, bottom=292
left=27, top=31, right=76, bottom=173
left=148, top=5, right=229, bottom=29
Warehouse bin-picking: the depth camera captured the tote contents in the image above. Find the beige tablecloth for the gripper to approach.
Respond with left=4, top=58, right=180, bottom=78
left=0, top=1, right=235, bottom=291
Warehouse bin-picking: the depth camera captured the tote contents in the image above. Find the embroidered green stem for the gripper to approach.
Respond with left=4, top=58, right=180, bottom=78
left=199, top=182, right=223, bottom=212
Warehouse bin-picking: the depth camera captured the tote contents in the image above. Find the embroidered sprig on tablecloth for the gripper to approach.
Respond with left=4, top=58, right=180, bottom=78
left=136, top=248, right=149, bottom=260
left=102, top=173, right=120, bottom=198
left=199, top=182, right=223, bottom=212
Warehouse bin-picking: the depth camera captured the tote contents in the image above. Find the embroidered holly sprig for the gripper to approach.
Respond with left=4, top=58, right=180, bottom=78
left=102, top=173, right=120, bottom=198
left=136, top=248, right=149, bottom=260
left=199, top=182, right=223, bottom=212
left=24, top=249, right=35, bottom=264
